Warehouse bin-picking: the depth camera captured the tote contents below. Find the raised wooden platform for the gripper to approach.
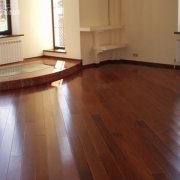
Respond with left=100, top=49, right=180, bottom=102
left=0, top=57, right=82, bottom=91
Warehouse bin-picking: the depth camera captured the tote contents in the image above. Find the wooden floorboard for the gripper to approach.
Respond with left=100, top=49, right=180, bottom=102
left=1, top=64, right=180, bottom=179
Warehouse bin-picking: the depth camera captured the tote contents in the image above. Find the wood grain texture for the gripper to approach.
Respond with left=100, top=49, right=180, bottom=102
left=1, top=63, right=180, bottom=179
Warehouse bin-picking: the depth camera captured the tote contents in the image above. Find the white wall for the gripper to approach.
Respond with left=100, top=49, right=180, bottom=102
left=120, top=0, right=178, bottom=65
left=18, top=0, right=81, bottom=60
left=16, top=0, right=178, bottom=64
left=19, top=0, right=53, bottom=58
left=80, top=0, right=109, bottom=27
left=80, top=0, right=178, bottom=65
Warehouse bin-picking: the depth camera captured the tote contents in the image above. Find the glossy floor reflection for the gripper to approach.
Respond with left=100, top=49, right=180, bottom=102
left=1, top=63, right=180, bottom=179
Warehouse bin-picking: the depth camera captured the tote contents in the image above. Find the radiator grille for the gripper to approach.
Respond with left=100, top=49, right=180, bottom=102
left=0, top=40, right=23, bottom=65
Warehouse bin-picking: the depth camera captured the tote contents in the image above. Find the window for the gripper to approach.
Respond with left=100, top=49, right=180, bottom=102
left=0, top=0, right=12, bottom=35
left=179, top=0, right=180, bottom=31
left=52, top=0, right=65, bottom=49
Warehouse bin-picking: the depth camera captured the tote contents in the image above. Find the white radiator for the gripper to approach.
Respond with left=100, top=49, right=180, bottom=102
left=0, top=39, right=23, bottom=65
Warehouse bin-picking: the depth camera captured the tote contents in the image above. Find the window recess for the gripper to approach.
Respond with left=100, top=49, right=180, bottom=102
left=52, top=0, right=65, bottom=49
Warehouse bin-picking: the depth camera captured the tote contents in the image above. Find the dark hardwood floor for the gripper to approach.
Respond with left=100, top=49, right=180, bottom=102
left=1, top=63, right=180, bottom=180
